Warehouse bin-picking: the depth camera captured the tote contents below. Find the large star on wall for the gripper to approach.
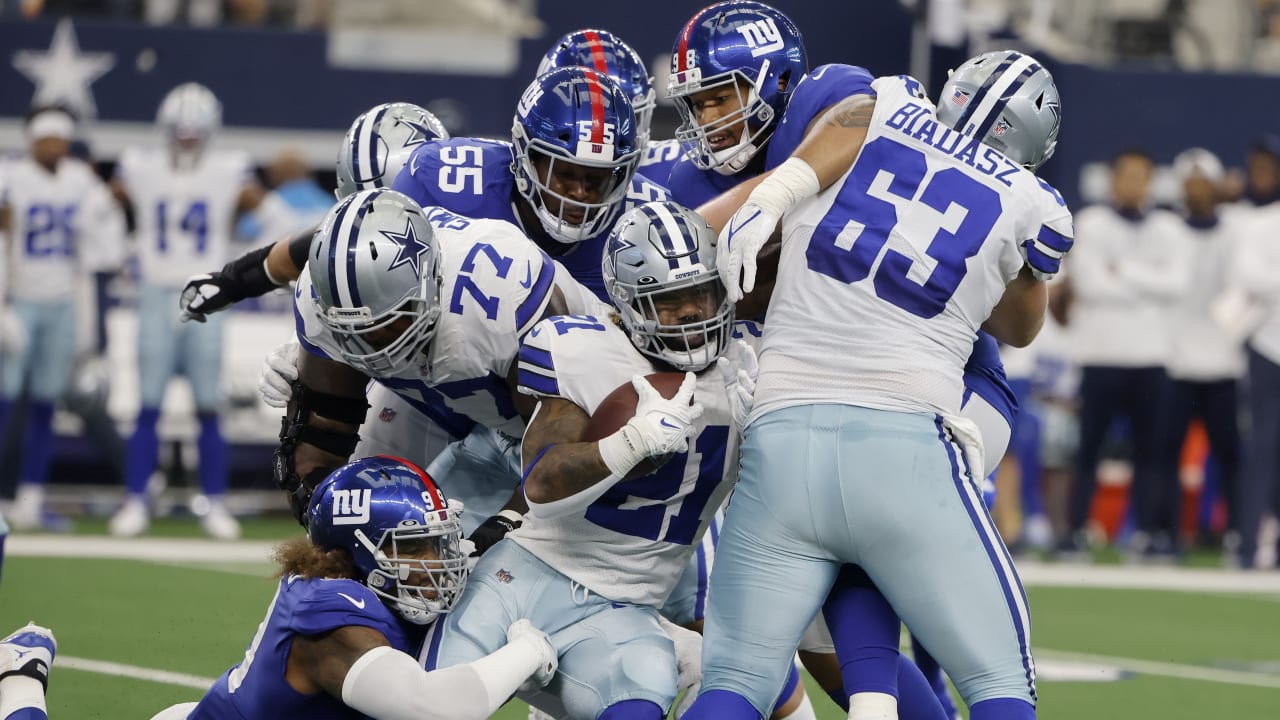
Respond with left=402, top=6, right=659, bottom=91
left=383, top=219, right=431, bottom=276
left=12, top=19, right=115, bottom=119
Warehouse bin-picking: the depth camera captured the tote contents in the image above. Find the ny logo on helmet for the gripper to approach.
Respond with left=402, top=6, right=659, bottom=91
left=736, top=18, right=784, bottom=57
left=332, top=488, right=372, bottom=525
left=518, top=83, right=545, bottom=119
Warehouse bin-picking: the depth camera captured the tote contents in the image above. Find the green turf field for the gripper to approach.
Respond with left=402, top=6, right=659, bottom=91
left=3, top=519, right=1278, bottom=719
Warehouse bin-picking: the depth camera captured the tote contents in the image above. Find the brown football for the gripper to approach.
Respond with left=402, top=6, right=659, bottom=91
left=582, top=372, right=687, bottom=479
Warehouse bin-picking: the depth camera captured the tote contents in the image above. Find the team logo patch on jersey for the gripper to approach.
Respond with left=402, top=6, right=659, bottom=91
left=495, top=569, right=514, bottom=584
left=379, top=406, right=397, bottom=422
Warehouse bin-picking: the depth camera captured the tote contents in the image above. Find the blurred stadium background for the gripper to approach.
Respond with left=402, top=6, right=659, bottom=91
left=0, top=0, right=1279, bottom=717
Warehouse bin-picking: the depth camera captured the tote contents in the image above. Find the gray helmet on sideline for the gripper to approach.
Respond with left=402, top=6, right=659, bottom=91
left=308, top=189, right=442, bottom=377
left=602, top=201, right=734, bottom=372
left=936, top=50, right=1061, bottom=171
left=335, top=103, right=449, bottom=199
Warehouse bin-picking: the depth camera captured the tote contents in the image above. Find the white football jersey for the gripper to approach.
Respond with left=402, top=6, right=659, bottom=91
left=751, top=75, right=1073, bottom=421
left=117, top=147, right=252, bottom=288
left=511, top=317, right=764, bottom=607
left=0, top=157, right=121, bottom=302
left=295, top=209, right=594, bottom=442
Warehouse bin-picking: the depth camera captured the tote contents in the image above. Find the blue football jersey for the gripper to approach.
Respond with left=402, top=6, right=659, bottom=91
left=962, top=330, right=1018, bottom=427
left=637, top=138, right=685, bottom=188
left=764, top=64, right=877, bottom=166
left=393, top=136, right=670, bottom=303
left=190, top=576, right=425, bottom=720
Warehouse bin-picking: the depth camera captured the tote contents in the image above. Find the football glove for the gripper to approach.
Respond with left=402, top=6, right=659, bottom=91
left=258, top=341, right=301, bottom=408
left=468, top=510, right=522, bottom=557
left=717, top=202, right=778, bottom=304
left=506, top=619, right=557, bottom=693
left=715, top=340, right=758, bottom=429
left=597, top=373, right=704, bottom=477
left=179, top=244, right=279, bottom=323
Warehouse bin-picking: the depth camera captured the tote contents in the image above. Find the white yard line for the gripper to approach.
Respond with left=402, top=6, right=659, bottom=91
left=58, top=656, right=215, bottom=690
left=1035, top=649, right=1280, bottom=690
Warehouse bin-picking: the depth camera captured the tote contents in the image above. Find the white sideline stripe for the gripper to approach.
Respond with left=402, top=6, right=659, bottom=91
left=1014, top=560, right=1280, bottom=594
left=59, top=656, right=215, bottom=690
left=1035, top=650, right=1280, bottom=690
left=7, top=535, right=278, bottom=563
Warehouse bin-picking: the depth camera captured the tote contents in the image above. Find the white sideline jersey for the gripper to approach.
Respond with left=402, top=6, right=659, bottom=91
left=512, top=317, right=764, bottom=607
left=117, top=147, right=252, bottom=288
left=0, top=157, right=122, bottom=302
left=295, top=207, right=589, bottom=442
left=751, top=75, right=1073, bottom=422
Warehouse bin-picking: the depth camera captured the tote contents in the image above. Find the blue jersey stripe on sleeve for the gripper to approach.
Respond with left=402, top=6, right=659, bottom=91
left=515, top=253, right=556, bottom=334
left=518, top=366, right=560, bottom=397
left=519, top=342, right=555, bottom=372
left=1036, top=224, right=1073, bottom=253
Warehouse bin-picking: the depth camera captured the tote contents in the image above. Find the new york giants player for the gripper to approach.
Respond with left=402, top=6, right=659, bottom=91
left=278, top=189, right=596, bottom=532
left=0, top=622, right=56, bottom=720
left=0, top=106, right=123, bottom=531
left=148, top=456, right=558, bottom=720
left=432, top=201, right=733, bottom=720
left=108, top=83, right=261, bottom=540
left=536, top=29, right=685, bottom=186
left=684, top=52, right=1071, bottom=720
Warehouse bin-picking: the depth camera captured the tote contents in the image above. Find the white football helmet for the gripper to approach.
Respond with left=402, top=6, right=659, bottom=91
left=336, top=102, right=449, bottom=200
left=157, top=82, right=222, bottom=155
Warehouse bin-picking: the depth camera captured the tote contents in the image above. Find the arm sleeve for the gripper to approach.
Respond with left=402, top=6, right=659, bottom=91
left=341, top=642, right=543, bottom=720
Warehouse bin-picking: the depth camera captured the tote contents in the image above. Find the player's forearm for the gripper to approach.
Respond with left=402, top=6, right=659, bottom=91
left=983, top=267, right=1047, bottom=348
left=341, top=644, right=544, bottom=720
left=792, top=94, right=876, bottom=191
left=523, top=442, right=615, bottom=506
left=278, top=224, right=319, bottom=283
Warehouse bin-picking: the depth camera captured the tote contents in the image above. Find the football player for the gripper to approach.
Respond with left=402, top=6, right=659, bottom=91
left=107, top=83, right=262, bottom=540
left=278, top=188, right=600, bottom=533
left=0, top=622, right=56, bottom=720
left=0, top=106, right=123, bottom=531
left=682, top=50, right=1070, bottom=720
left=430, top=201, right=731, bottom=720
left=536, top=29, right=685, bottom=186
left=147, top=455, right=558, bottom=720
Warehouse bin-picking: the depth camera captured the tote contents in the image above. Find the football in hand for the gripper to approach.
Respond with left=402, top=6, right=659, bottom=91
left=583, top=372, right=687, bottom=480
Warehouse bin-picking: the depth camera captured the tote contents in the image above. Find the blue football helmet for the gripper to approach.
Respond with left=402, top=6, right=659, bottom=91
left=537, top=29, right=656, bottom=147
left=307, top=455, right=468, bottom=625
left=603, top=201, right=734, bottom=372
left=336, top=102, right=450, bottom=199
left=668, top=1, right=807, bottom=174
left=512, top=66, right=641, bottom=244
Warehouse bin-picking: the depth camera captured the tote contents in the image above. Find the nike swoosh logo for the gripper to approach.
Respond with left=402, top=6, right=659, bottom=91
left=520, top=262, right=534, bottom=289
left=337, top=592, right=367, bottom=609
left=659, top=418, right=679, bottom=430
left=726, top=209, right=762, bottom=250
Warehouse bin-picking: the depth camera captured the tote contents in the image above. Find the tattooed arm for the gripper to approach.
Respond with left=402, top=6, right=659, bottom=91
left=519, top=397, right=611, bottom=507
left=791, top=93, right=878, bottom=191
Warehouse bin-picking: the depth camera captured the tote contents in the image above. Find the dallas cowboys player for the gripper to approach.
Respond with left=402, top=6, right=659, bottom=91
left=0, top=106, right=123, bottom=532
left=683, top=51, right=1070, bottom=720
left=432, top=201, right=730, bottom=720
left=536, top=28, right=684, bottom=186
left=148, top=455, right=557, bottom=720
left=278, top=189, right=597, bottom=533
left=108, top=83, right=261, bottom=540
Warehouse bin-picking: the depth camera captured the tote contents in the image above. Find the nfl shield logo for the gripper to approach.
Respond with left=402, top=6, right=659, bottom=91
left=379, top=406, right=397, bottom=422
left=993, top=118, right=1011, bottom=137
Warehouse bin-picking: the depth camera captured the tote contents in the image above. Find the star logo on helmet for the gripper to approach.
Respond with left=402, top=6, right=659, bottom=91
left=383, top=219, right=430, bottom=276
left=400, top=119, right=436, bottom=148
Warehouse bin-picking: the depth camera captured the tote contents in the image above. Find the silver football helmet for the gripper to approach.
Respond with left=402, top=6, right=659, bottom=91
left=603, top=201, right=734, bottom=372
left=308, top=189, right=442, bottom=377
left=936, top=50, right=1061, bottom=171
left=335, top=102, right=450, bottom=200
left=157, top=82, right=221, bottom=154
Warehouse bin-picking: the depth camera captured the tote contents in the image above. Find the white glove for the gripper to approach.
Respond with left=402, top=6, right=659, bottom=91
left=257, top=341, right=301, bottom=408
left=0, top=308, right=27, bottom=357
left=715, top=340, right=758, bottom=429
left=0, top=622, right=57, bottom=691
left=717, top=202, right=779, bottom=304
left=507, top=619, right=557, bottom=693
left=659, top=617, right=703, bottom=719
left=597, top=372, right=705, bottom=477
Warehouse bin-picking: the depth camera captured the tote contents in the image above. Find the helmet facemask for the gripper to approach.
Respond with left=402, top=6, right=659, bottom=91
left=514, top=125, right=640, bottom=244
left=632, top=87, right=657, bottom=148
left=323, top=274, right=441, bottom=378
left=671, top=66, right=776, bottom=175
left=613, top=274, right=735, bottom=372
left=355, top=499, right=468, bottom=625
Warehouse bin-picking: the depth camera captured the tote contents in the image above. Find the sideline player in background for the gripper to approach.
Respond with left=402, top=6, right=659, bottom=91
left=147, top=456, right=557, bottom=720
left=684, top=51, right=1070, bottom=720
left=0, top=106, right=123, bottom=532
left=108, top=83, right=261, bottom=540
